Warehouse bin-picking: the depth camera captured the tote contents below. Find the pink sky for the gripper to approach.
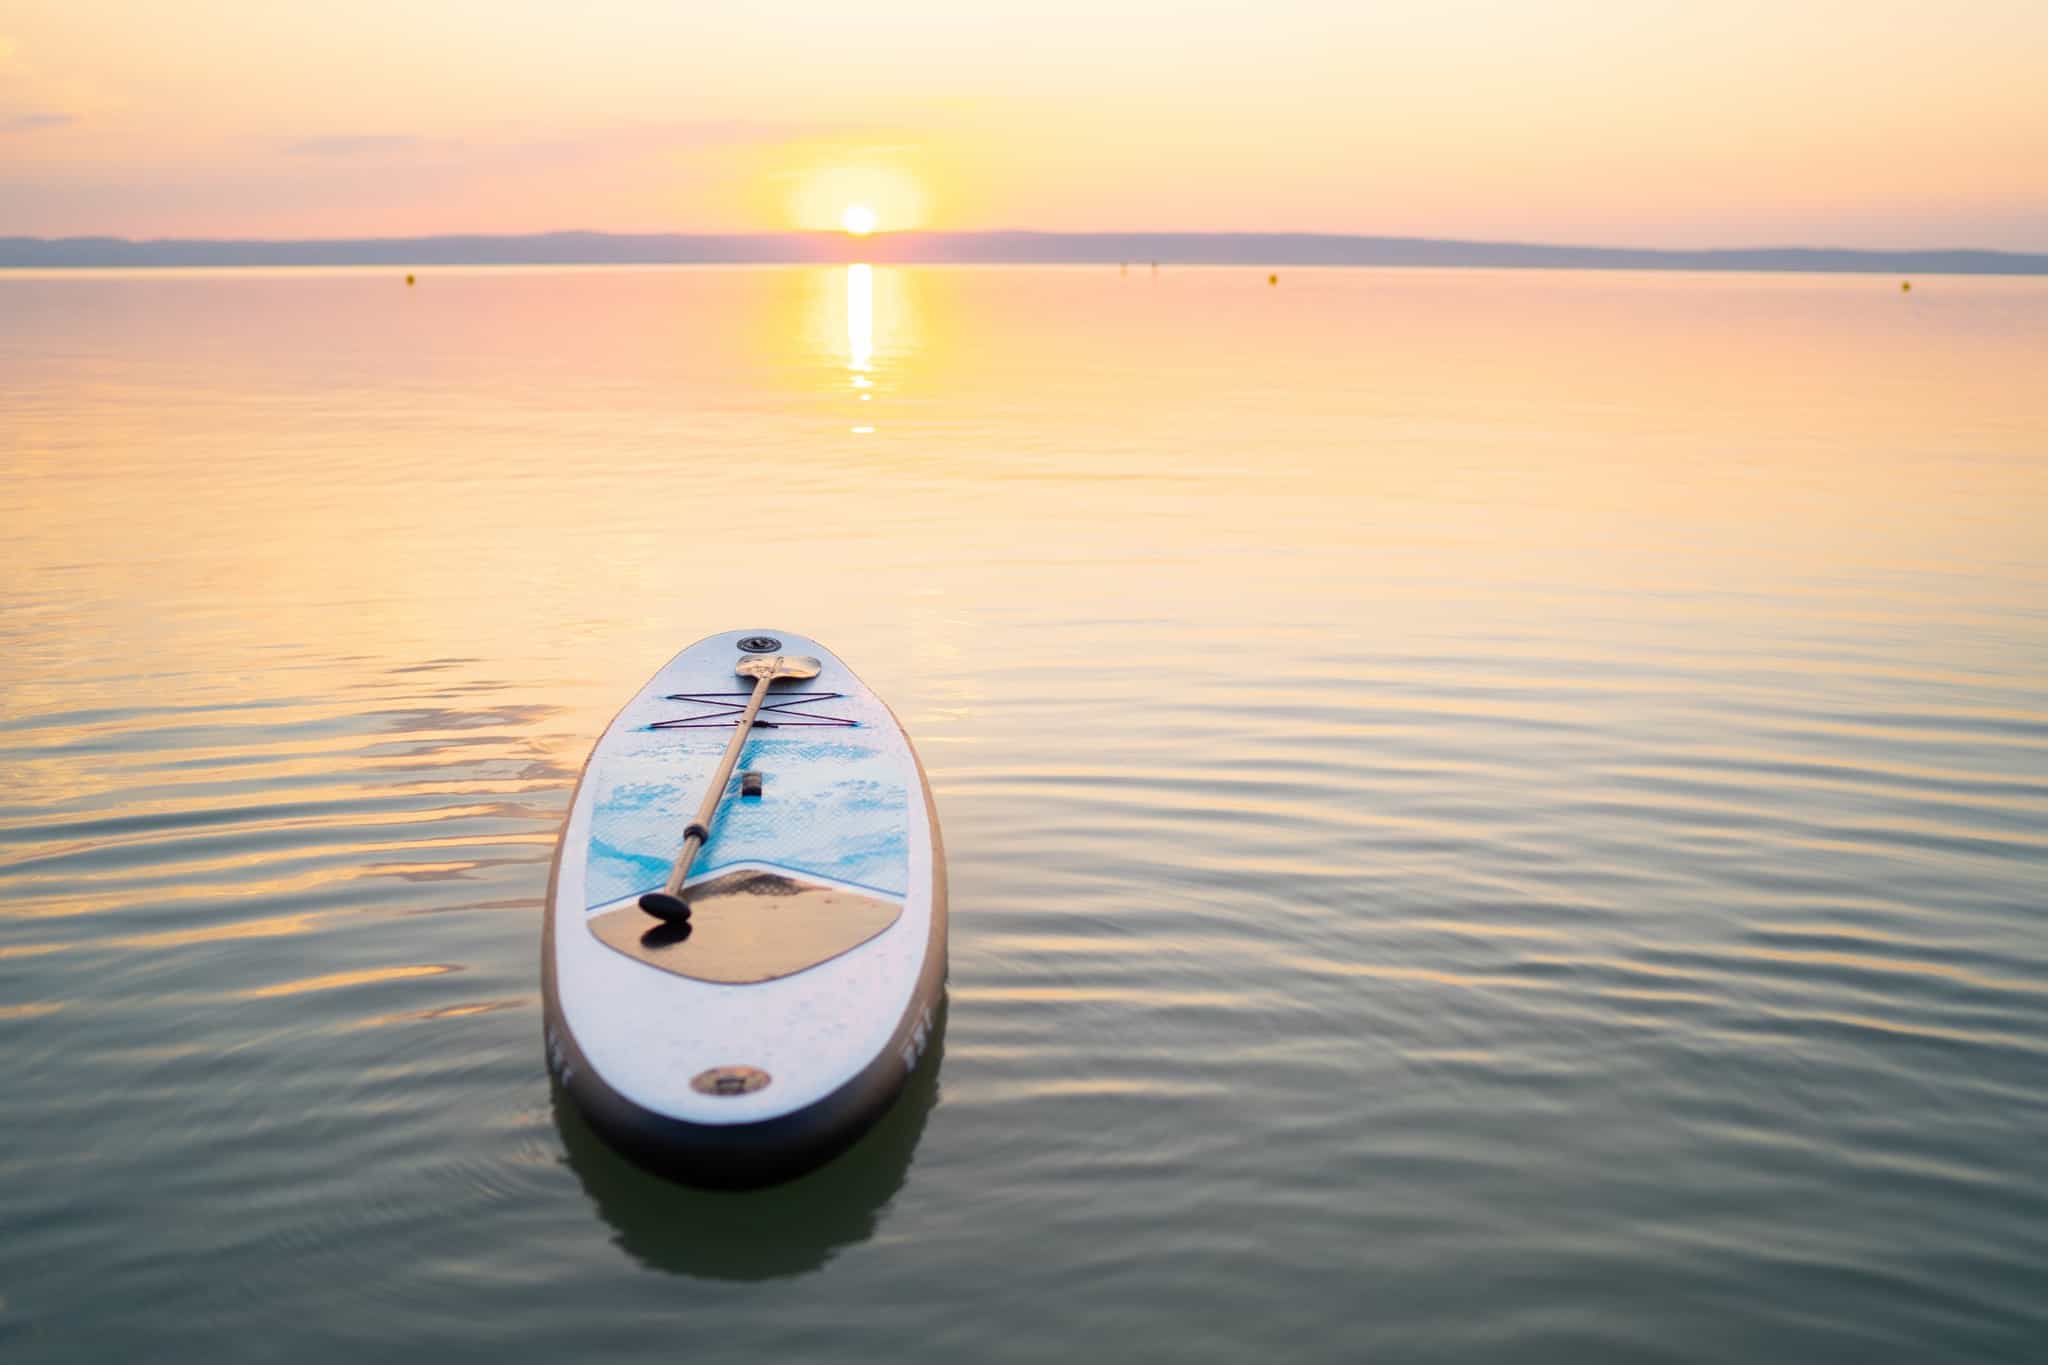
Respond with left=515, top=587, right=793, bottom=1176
left=3, top=1, right=2044, bottom=247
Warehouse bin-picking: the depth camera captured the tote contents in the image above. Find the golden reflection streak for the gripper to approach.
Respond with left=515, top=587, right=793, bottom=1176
left=5, top=901, right=526, bottom=959
left=1760, top=1008, right=2038, bottom=1051
left=1724, top=946, right=2048, bottom=995
left=0, top=1002, right=65, bottom=1020
left=995, top=1077, right=1225, bottom=1100
left=0, top=779, right=565, bottom=842
left=954, top=986, right=1244, bottom=1006
left=353, top=998, right=525, bottom=1029
left=1285, top=948, right=2048, bottom=1006
left=115, top=910, right=331, bottom=950
left=847, top=263, right=873, bottom=377
left=0, top=801, right=542, bottom=875
left=243, top=962, right=456, bottom=999
left=1404, top=920, right=1574, bottom=941
left=1276, top=958, right=1716, bottom=1007
left=7, top=858, right=543, bottom=925
left=5, top=832, right=558, bottom=917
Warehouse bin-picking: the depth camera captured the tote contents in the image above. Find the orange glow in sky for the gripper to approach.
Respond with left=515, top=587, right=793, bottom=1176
left=0, top=1, right=2042, bottom=247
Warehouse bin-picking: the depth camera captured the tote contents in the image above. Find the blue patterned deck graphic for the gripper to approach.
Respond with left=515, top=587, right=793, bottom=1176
left=583, top=736, right=909, bottom=908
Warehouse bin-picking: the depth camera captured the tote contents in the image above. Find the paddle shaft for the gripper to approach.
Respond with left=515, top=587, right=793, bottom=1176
left=660, top=671, right=775, bottom=896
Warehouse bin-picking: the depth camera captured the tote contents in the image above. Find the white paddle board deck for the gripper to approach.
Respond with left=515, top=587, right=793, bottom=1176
left=543, top=629, right=946, bottom=1187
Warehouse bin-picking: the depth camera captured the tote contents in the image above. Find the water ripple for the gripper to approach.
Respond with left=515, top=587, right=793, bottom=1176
left=6, top=266, right=2048, bottom=1363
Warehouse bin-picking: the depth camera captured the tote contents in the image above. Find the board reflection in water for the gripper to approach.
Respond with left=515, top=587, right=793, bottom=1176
left=552, top=1000, right=947, bottom=1281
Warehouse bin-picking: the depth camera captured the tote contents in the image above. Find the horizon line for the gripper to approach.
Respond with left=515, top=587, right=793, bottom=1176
left=4, top=229, right=2045, bottom=275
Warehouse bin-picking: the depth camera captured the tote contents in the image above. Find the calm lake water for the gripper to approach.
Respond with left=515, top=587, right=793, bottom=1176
left=3, top=265, right=2046, bottom=1362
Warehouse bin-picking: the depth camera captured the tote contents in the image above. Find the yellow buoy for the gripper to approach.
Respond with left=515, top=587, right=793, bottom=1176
left=1268, top=274, right=1277, bottom=285
left=1901, top=281, right=1910, bottom=292
left=406, top=274, right=416, bottom=286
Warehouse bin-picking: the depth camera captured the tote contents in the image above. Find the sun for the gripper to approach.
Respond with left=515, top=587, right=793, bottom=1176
left=841, top=204, right=878, bottom=236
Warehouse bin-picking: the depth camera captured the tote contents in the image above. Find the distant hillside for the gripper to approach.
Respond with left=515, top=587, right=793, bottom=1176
left=3, top=230, right=2044, bottom=275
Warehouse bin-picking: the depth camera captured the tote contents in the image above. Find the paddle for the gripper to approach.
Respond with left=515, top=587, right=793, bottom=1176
left=639, top=653, right=823, bottom=923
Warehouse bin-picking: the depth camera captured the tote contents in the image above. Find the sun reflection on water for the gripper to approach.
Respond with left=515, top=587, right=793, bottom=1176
left=848, top=263, right=876, bottom=432
left=847, top=263, right=873, bottom=375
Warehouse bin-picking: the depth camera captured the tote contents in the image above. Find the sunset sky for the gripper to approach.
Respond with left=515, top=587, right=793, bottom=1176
left=3, top=0, right=2044, bottom=247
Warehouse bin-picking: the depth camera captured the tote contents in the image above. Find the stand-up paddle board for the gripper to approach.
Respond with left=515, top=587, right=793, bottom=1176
left=543, top=629, right=946, bottom=1188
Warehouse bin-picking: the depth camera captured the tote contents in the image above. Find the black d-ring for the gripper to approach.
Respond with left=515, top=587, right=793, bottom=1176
left=737, top=635, right=781, bottom=653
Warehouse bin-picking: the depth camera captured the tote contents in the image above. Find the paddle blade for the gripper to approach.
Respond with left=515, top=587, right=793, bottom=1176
left=735, top=654, right=822, bottom=682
